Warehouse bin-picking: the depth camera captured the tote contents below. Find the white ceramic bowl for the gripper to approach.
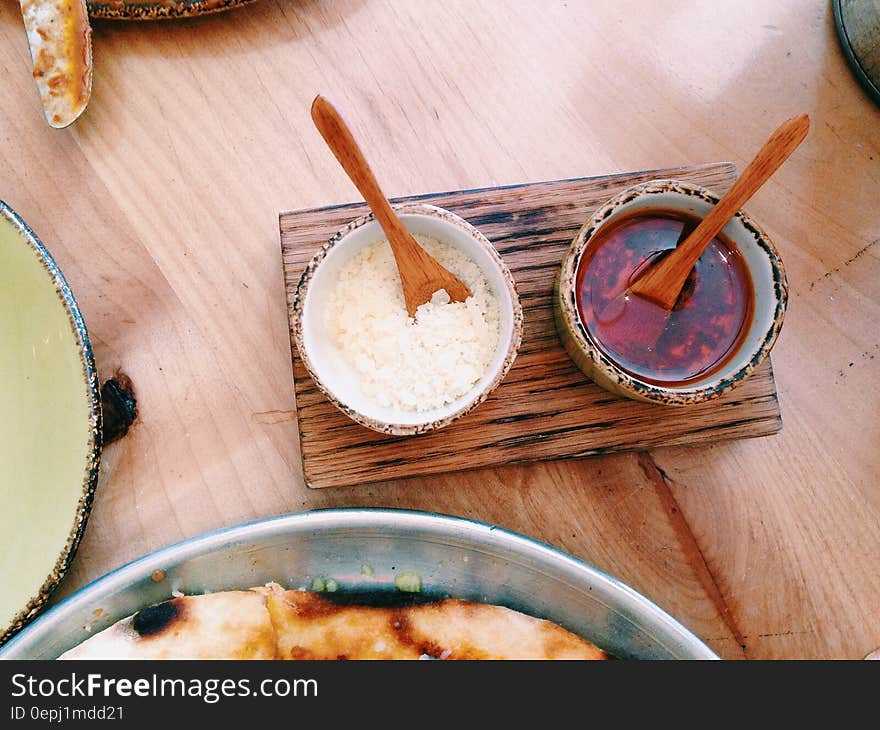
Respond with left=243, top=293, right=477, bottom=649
left=292, top=203, right=523, bottom=435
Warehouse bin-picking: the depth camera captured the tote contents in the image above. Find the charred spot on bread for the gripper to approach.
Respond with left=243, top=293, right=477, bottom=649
left=314, top=588, right=440, bottom=609
left=288, top=646, right=314, bottom=660
left=282, top=592, right=345, bottom=620
left=131, top=598, right=184, bottom=637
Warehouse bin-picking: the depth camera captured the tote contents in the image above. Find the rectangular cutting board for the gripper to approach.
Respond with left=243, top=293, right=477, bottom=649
left=280, top=162, right=782, bottom=489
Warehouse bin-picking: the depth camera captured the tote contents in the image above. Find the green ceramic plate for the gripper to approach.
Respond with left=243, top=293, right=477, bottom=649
left=86, top=0, right=256, bottom=20
left=0, top=202, right=101, bottom=645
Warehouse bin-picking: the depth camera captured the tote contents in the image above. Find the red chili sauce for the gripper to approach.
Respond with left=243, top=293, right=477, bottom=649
left=575, top=211, right=754, bottom=385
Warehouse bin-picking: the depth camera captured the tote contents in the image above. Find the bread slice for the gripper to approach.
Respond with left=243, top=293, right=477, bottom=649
left=19, top=0, right=92, bottom=128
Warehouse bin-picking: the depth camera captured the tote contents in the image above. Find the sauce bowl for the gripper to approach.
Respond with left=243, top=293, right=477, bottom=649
left=555, top=179, right=788, bottom=406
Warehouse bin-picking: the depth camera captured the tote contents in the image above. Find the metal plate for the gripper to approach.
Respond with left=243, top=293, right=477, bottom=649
left=834, top=0, right=880, bottom=106
left=0, top=509, right=717, bottom=660
left=86, top=0, right=256, bottom=20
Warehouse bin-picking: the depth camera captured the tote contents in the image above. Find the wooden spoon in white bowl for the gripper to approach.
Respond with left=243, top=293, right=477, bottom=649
left=311, top=95, right=472, bottom=317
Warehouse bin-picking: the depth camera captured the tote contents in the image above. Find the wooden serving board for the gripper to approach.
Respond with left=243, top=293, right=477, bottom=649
left=280, top=162, right=782, bottom=489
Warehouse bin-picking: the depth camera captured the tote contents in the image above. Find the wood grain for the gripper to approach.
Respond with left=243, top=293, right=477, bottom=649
left=282, top=163, right=782, bottom=488
left=1, top=0, right=876, bottom=659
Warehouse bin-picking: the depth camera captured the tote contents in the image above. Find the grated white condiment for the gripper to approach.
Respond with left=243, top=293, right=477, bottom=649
left=328, top=236, right=500, bottom=412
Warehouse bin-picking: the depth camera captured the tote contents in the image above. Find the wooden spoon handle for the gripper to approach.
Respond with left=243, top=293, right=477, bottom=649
left=631, top=113, right=809, bottom=308
left=310, top=95, right=412, bottom=246
left=310, top=94, right=472, bottom=315
left=678, top=114, right=809, bottom=261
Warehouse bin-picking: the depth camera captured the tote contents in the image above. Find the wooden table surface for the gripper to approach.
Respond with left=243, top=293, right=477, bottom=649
left=1, top=0, right=877, bottom=659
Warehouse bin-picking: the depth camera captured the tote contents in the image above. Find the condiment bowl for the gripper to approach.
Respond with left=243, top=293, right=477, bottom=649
left=292, top=203, right=523, bottom=435
left=555, top=179, right=788, bottom=406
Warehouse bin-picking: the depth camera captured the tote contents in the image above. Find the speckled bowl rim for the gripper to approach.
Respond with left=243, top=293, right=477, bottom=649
left=292, top=203, right=524, bottom=436
left=0, top=201, right=102, bottom=645
left=85, top=0, right=256, bottom=20
left=557, top=179, right=788, bottom=406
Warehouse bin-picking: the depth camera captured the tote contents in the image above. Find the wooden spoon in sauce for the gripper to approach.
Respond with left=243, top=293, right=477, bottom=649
left=311, top=95, right=472, bottom=317
left=630, top=113, right=810, bottom=310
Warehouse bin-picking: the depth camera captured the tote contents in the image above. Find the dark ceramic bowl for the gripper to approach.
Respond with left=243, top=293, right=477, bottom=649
left=86, top=0, right=256, bottom=20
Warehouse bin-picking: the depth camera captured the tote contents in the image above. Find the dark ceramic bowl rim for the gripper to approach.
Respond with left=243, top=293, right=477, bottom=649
left=558, top=179, right=788, bottom=405
left=0, top=201, right=102, bottom=645
left=86, top=0, right=256, bottom=20
left=833, top=0, right=880, bottom=107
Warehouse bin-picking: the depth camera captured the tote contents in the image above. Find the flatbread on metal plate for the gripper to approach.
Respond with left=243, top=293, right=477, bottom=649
left=60, top=583, right=609, bottom=660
